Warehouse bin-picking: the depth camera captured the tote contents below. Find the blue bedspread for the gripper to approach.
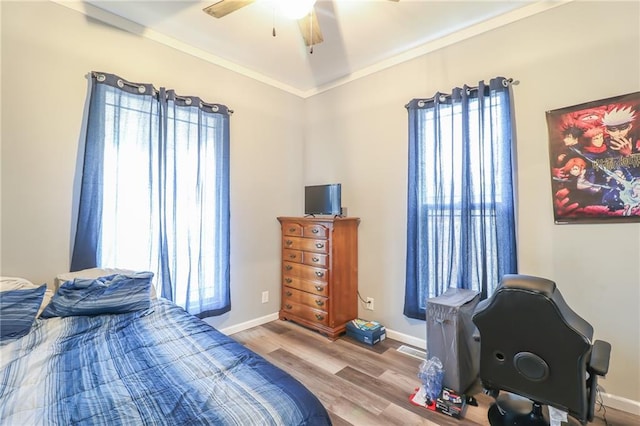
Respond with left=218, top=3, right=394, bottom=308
left=0, top=299, right=331, bottom=425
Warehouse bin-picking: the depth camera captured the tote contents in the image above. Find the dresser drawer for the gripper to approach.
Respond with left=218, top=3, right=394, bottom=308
left=282, top=236, right=329, bottom=254
left=282, top=276, right=328, bottom=297
left=281, top=301, right=328, bottom=326
left=282, top=222, right=303, bottom=237
left=283, top=249, right=302, bottom=263
left=303, top=223, right=329, bottom=239
left=302, top=252, right=328, bottom=268
left=283, top=261, right=328, bottom=282
left=283, top=287, right=330, bottom=311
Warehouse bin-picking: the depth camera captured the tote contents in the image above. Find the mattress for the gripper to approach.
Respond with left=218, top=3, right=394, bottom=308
left=0, top=298, right=331, bottom=425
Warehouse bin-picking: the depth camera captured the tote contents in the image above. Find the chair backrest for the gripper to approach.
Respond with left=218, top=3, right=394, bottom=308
left=472, top=274, right=594, bottom=421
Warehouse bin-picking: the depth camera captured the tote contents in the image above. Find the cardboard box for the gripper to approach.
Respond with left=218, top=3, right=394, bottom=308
left=435, top=387, right=466, bottom=418
left=409, top=386, right=466, bottom=419
left=346, top=319, right=386, bottom=345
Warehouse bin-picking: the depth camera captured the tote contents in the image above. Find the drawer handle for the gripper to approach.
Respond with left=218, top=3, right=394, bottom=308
left=315, top=242, right=324, bottom=249
left=289, top=227, right=296, bottom=232
left=289, top=254, right=297, bottom=259
left=315, top=314, right=325, bottom=321
left=285, top=240, right=293, bottom=246
left=286, top=291, right=292, bottom=297
left=312, top=256, right=320, bottom=262
left=315, top=299, right=325, bottom=307
left=315, top=285, right=324, bottom=292
left=285, top=265, right=293, bottom=271
left=315, top=271, right=324, bottom=278
left=312, top=228, right=319, bottom=234
left=285, top=304, right=293, bottom=310
left=285, top=278, right=292, bottom=284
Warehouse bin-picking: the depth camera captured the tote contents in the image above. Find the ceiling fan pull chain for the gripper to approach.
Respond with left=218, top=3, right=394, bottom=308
left=272, top=6, right=276, bottom=38
left=309, top=12, right=313, bottom=54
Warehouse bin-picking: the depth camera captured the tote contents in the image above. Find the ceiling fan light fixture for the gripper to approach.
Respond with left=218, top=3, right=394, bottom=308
left=276, top=0, right=316, bottom=20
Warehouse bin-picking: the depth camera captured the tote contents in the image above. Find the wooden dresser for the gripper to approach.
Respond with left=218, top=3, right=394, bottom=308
left=277, top=216, right=360, bottom=340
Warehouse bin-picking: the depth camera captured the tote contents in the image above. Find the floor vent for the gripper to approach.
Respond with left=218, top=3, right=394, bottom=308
left=397, top=345, right=427, bottom=360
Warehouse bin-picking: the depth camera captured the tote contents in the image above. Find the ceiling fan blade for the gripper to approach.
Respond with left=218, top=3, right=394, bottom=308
left=298, top=9, right=323, bottom=47
left=203, top=0, right=255, bottom=18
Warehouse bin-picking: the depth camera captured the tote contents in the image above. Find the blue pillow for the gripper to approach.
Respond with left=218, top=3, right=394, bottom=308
left=0, top=285, right=46, bottom=341
left=41, top=272, right=153, bottom=318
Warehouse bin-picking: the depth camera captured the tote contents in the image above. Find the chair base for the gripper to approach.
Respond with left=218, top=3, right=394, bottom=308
left=488, top=399, right=549, bottom=426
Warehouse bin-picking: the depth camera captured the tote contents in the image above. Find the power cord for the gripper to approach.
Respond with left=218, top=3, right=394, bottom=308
left=356, top=291, right=372, bottom=309
left=595, top=385, right=610, bottom=426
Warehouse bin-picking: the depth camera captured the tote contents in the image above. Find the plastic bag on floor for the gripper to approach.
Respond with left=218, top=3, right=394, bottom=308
left=418, top=356, right=445, bottom=401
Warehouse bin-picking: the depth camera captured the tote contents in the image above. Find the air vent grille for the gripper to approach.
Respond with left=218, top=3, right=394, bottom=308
left=397, top=345, right=426, bottom=360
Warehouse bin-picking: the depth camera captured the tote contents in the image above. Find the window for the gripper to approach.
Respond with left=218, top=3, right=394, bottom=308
left=404, top=78, right=517, bottom=320
left=421, top=99, right=506, bottom=207
left=72, top=72, right=231, bottom=317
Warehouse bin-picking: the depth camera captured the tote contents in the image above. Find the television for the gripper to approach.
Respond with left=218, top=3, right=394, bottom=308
left=305, top=184, right=342, bottom=216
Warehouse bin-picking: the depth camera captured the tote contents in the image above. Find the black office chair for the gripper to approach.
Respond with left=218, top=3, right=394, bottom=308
left=472, top=274, right=611, bottom=425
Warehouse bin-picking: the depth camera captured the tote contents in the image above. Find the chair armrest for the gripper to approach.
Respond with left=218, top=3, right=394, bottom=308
left=589, top=340, right=611, bottom=376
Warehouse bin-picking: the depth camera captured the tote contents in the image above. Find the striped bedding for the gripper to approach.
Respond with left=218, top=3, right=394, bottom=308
left=0, top=298, right=331, bottom=425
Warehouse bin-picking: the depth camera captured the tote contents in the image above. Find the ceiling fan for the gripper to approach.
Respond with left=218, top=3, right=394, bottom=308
left=203, top=0, right=399, bottom=52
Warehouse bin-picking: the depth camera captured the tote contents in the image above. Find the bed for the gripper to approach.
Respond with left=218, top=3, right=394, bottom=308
left=0, top=272, right=331, bottom=425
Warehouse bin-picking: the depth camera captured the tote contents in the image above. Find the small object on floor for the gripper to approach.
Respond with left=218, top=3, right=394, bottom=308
left=548, top=406, right=568, bottom=426
left=409, top=385, right=467, bottom=419
left=410, top=385, right=428, bottom=406
left=349, top=318, right=383, bottom=331
left=466, top=395, right=478, bottom=406
left=345, top=318, right=386, bottom=345
left=418, top=356, right=444, bottom=400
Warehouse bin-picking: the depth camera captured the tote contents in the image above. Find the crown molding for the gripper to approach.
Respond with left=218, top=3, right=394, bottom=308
left=51, top=0, right=573, bottom=99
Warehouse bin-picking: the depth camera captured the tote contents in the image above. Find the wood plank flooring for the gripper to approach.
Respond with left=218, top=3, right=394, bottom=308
left=232, top=319, right=638, bottom=426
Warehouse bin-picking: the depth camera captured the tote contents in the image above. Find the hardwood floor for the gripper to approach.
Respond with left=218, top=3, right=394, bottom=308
left=232, top=319, right=638, bottom=426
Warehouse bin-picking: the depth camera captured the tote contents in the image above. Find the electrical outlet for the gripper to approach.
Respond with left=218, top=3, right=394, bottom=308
left=261, top=291, right=269, bottom=303
left=366, top=297, right=374, bottom=310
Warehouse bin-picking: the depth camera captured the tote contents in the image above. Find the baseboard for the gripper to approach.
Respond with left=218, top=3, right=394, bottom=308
left=219, top=312, right=279, bottom=336
left=601, top=392, right=640, bottom=416
left=385, top=328, right=427, bottom=350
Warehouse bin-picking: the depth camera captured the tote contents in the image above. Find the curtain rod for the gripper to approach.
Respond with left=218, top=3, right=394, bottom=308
left=406, top=77, right=518, bottom=108
left=91, top=71, right=234, bottom=114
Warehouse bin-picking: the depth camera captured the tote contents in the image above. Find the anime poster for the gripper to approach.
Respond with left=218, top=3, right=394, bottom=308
left=546, top=92, right=640, bottom=224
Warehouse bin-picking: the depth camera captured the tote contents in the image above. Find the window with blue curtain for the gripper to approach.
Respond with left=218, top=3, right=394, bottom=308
left=72, top=72, right=231, bottom=318
left=404, top=77, right=518, bottom=320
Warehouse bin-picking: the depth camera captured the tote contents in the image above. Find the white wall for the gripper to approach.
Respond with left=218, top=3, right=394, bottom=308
left=303, top=0, right=640, bottom=412
left=0, top=0, right=304, bottom=329
left=2, top=0, right=639, bottom=414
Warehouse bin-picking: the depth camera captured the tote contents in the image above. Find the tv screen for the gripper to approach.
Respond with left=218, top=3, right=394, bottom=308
left=305, top=184, right=341, bottom=216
